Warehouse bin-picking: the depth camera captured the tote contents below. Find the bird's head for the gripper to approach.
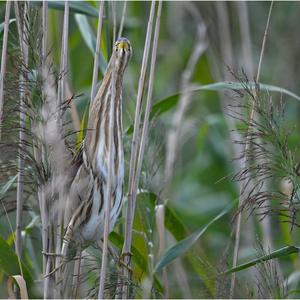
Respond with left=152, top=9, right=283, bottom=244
left=114, top=37, right=132, bottom=70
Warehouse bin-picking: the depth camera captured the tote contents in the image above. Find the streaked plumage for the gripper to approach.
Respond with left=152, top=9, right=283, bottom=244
left=62, top=38, right=132, bottom=255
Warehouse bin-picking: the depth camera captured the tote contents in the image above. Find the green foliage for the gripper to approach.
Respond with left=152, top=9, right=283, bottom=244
left=31, top=1, right=99, bottom=17
left=223, top=246, right=300, bottom=275
left=0, top=236, right=34, bottom=297
left=154, top=201, right=234, bottom=273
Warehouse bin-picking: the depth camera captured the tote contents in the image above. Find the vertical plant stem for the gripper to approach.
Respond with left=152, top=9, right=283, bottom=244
left=120, top=1, right=162, bottom=298
left=165, top=22, right=207, bottom=184
left=72, top=250, right=82, bottom=299
left=111, top=0, right=117, bottom=43
left=117, top=1, right=156, bottom=297
left=0, top=0, right=11, bottom=139
left=41, top=1, right=51, bottom=298
left=163, top=10, right=206, bottom=298
left=98, top=49, right=117, bottom=300
left=15, top=0, right=29, bottom=261
left=118, top=0, right=127, bottom=39
left=126, top=1, right=156, bottom=194
left=66, top=80, right=80, bottom=132
left=55, top=1, right=69, bottom=295
left=155, top=204, right=169, bottom=298
left=236, top=2, right=254, bottom=80
left=91, top=0, right=104, bottom=102
left=230, top=2, right=274, bottom=297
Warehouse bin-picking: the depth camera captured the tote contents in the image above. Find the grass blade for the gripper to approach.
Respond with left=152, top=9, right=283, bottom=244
left=0, top=175, right=18, bottom=197
left=0, top=236, right=33, bottom=295
left=223, top=246, right=299, bottom=275
left=154, top=202, right=234, bottom=274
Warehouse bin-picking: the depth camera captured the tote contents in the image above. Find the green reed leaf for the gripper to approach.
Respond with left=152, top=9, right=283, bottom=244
left=30, top=1, right=99, bottom=17
left=223, top=245, right=300, bottom=275
left=154, top=201, right=234, bottom=273
left=0, top=236, right=33, bottom=294
left=74, top=14, right=106, bottom=75
left=126, top=81, right=300, bottom=135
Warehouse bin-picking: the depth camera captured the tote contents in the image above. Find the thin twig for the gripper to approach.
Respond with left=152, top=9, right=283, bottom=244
left=15, top=0, right=29, bottom=262
left=91, top=1, right=104, bottom=102
left=155, top=204, right=169, bottom=298
left=230, top=2, right=274, bottom=297
left=56, top=1, right=69, bottom=296
left=0, top=0, right=11, bottom=139
left=118, top=0, right=127, bottom=38
left=66, top=80, right=80, bottom=132
left=111, top=0, right=117, bottom=43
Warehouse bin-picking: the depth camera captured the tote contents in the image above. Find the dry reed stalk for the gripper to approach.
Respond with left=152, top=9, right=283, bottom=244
left=91, top=0, right=104, bottom=102
left=55, top=1, right=69, bottom=295
left=236, top=2, right=254, bottom=79
left=65, top=80, right=80, bottom=132
left=72, top=251, right=82, bottom=298
left=118, top=0, right=127, bottom=39
left=230, top=2, right=274, bottom=297
left=111, top=1, right=117, bottom=44
left=236, top=0, right=278, bottom=284
left=165, top=21, right=207, bottom=185
left=41, top=1, right=51, bottom=298
left=14, top=1, right=29, bottom=261
left=0, top=0, right=11, bottom=139
left=212, top=4, right=250, bottom=297
left=163, top=8, right=207, bottom=298
left=155, top=204, right=169, bottom=298
left=117, top=1, right=156, bottom=297
left=119, top=1, right=162, bottom=298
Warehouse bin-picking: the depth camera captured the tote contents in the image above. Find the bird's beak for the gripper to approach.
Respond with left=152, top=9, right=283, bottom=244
left=117, top=41, right=130, bottom=52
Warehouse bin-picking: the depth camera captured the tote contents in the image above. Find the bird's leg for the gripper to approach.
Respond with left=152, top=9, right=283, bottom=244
left=98, top=240, right=132, bottom=272
left=118, top=252, right=133, bottom=273
left=42, top=251, right=64, bottom=257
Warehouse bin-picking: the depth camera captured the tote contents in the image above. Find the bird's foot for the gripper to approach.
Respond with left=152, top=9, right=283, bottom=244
left=118, top=252, right=133, bottom=273
left=42, top=251, right=64, bottom=257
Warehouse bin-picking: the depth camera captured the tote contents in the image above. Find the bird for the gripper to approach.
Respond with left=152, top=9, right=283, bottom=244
left=61, top=37, right=132, bottom=258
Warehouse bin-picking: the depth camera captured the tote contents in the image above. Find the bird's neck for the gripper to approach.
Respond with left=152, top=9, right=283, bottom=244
left=84, top=58, right=124, bottom=173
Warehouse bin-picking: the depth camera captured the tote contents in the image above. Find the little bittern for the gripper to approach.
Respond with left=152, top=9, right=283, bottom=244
left=62, top=37, right=132, bottom=256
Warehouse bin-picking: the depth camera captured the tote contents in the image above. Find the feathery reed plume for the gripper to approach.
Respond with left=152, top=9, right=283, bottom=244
left=230, top=74, right=300, bottom=228
left=231, top=2, right=274, bottom=296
